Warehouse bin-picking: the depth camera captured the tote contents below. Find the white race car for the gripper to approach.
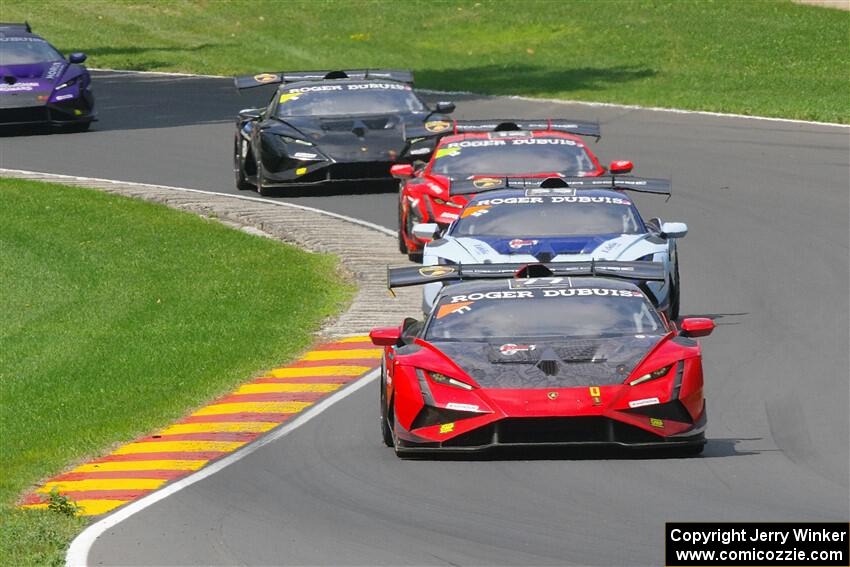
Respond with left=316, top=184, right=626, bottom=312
left=416, top=177, right=687, bottom=319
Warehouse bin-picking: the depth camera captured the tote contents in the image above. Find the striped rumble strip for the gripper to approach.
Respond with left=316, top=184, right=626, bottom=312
left=20, top=336, right=380, bottom=516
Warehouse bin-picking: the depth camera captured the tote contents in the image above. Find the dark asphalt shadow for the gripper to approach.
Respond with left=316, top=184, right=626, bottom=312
left=395, top=437, right=761, bottom=462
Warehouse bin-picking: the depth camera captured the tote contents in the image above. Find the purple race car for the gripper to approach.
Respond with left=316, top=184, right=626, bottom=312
left=0, top=22, right=95, bottom=130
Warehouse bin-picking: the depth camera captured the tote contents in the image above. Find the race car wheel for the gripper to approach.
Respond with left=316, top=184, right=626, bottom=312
left=379, top=363, right=394, bottom=447
left=62, top=121, right=91, bottom=133
left=234, top=139, right=254, bottom=191
left=668, top=255, right=681, bottom=320
left=397, top=199, right=409, bottom=255
left=668, top=278, right=681, bottom=321
left=679, top=443, right=704, bottom=456
left=256, top=162, right=273, bottom=197
left=381, top=401, right=394, bottom=448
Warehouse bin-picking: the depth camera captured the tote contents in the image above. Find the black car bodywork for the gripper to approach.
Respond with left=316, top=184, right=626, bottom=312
left=233, top=69, right=454, bottom=194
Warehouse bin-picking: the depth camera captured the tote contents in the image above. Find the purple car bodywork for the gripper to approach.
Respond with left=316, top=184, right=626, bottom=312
left=0, top=23, right=95, bottom=128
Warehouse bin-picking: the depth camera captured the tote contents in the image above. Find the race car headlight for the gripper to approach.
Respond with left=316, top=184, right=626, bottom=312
left=629, top=364, right=674, bottom=386
left=56, top=77, right=79, bottom=90
left=636, top=254, right=655, bottom=261
left=277, top=135, right=314, bottom=146
left=431, top=197, right=463, bottom=209
left=427, top=371, right=474, bottom=390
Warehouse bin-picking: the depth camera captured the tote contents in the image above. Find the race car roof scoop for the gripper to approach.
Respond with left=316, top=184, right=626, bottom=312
left=514, top=264, right=553, bottom=278
left=494, top=121, right=521, bottom=131
left=539, top=177, right=569, bottom=188
left=537, top=359, right=560, bottom=376
left=324, top=70, right=349, bottom=79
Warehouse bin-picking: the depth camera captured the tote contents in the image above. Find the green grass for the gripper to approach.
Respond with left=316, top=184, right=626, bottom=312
left=6, top=0, right=849, bottom=123
left=0, top=179, right=353, bottom=566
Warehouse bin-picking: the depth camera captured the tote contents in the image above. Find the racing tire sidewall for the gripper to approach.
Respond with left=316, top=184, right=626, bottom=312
left=234, top=137, right=253, bottom=190
left=397, top=197, right=409, bottom=254
left=380, top=359, right=394, bottom=447
left=256, top=161, right=272, bottom=197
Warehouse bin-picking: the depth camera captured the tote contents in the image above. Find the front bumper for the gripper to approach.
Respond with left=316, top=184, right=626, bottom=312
left=0, top=96, right=95, bottom=127
left=262, top=160, right=395, bottom=187
left=396, top=411, right=706, bottom=454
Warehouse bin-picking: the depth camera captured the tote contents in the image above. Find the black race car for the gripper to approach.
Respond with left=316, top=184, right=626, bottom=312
left=233, top=69, right=454, bottom=195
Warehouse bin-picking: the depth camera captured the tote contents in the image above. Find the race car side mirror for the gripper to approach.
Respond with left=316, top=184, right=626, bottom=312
left=390, top=163, right=414, bottom=178
left=412, top=223, right=440, bottom=240
left=238, top=108, right=262, bottom=120
left=69, top=52, right=87, bottom=64
left=660, top=222, right=688, bottom=239
left=435, top=101, right=455, bottom=114
left=680, top=318, right=714, bottom=338
left=609, top=160, right=633, bottom=174
left=370, top=327, right=401, bottom=346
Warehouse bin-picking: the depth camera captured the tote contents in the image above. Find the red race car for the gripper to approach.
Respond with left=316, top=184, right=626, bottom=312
left=370, top=262, right=713, bottom=456
left=391, top=119, right=634, bottom=260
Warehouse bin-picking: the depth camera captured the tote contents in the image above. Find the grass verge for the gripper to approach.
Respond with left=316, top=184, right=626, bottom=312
left=5, top=0, right=849, bottom=123
left=0, top=178, right=353, bottom=566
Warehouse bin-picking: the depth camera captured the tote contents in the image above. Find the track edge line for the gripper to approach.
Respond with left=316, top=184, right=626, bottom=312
left=64, top=369, right=379, bottom=567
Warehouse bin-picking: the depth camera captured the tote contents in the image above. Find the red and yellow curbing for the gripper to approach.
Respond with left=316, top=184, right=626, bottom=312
left=20, top=336, right=380, bottom=516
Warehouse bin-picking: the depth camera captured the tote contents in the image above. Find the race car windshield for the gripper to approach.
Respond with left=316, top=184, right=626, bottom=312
left=430, top=138, right=596, bottom=176
left=452, top=199, right=644, bottom=237
left=0, top=39, right=63, bottom=65
left=426, top=289, right=663, bottom=341
left=275, top=84, right=426, bottom=117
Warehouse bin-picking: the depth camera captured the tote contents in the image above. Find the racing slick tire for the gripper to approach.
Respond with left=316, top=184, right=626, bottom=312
left=397, top=198, right=409, bottom=255
left=62, top=121, right=91, bottom=133
left=256, top=162, right=273, bottom=197
left=668, top=255, right=681, bottom=320
left=380, top=361, right=394, bottom=447
left=381, top=401, right=394, bottom=447
left=234, top=139, right=254, bottom=191
left=679, top=443, right=704, bottom=456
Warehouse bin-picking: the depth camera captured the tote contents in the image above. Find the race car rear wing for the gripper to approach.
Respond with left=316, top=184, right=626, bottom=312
left=389, top=260, right=666, bottom=306
left=388, top=260, right=665, bottom=289
left=0, top=22, right=31, bottom=33
left=448, top=175, right=671, bottom=197
left=404, top=119, right=601, bottom=144
left=235, top=69, right=414, bottom=90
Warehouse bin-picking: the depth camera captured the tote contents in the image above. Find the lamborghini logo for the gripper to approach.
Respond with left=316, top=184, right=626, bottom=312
left=253, top=73, right=279, bottom=84
left=473, top=177, right=502, bottom=190
left=419, top=266, right=455, bottom=278
left=425, top=120, right=452, bottom=133
left=547, top=392, right=559, bottom=400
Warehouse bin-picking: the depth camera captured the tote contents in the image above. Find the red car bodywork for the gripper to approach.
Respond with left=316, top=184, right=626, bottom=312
left=371, top=317, right=712, bottom=454
left=394, top=130, right=624, bottom=257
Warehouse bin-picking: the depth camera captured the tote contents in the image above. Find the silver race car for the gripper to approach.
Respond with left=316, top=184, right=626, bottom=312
left=415, top=176, right=687, bottom=319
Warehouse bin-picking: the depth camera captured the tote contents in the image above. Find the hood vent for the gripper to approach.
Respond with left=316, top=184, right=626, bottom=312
left=537, top=359, right=559, bottom=376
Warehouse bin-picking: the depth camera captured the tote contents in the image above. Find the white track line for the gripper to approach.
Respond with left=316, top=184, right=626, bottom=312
left=91, top=68, right=849, bottom=129
left=0, top=168, right=395, bottom=237
left=65, top=369, right=379, bottom=567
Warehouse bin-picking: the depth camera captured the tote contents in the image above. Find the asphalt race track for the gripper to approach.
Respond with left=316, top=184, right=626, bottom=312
left=2, top=71, right=848, bottom=566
